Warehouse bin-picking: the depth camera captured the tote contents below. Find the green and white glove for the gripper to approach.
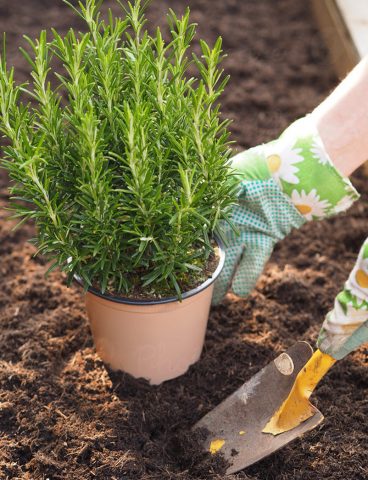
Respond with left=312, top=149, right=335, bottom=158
left=317, top=239, right=368, bottom=360
left=213, top=115, right=359, bottom=304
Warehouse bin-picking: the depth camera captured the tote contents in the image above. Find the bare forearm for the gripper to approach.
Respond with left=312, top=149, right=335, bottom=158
left=312, top=56, right=368, bottom=177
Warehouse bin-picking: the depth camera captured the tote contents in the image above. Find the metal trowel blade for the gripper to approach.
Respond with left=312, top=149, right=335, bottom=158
left=194, top=342, right=324, bottom=475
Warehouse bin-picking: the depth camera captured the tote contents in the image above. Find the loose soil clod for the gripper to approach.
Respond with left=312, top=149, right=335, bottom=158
left=0, top=1, right=367, bottom=479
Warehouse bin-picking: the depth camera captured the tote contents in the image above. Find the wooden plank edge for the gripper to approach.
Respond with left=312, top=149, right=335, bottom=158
left=311, top=0, right=360, bottom=78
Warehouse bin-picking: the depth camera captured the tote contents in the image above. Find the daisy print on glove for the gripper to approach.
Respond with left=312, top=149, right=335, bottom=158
left=291, top=189, right=331, bottom=220
left=334, top=195, right=356, bottom=214
left=349, top=243, right=368, bottom=292
left=310, top=136, right=333, bottom=166
left=264, top=136, right=304, bottom=184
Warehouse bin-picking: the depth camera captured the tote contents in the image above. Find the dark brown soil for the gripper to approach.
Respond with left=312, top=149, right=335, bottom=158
left=0, top=1, right=367, bottom=479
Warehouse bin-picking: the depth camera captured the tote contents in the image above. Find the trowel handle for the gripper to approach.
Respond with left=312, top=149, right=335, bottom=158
left=298, top=349, right=336, bottom=399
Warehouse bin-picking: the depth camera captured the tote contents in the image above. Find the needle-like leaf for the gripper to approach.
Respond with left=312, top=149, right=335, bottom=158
left=0, top=0, right=237, bottom=297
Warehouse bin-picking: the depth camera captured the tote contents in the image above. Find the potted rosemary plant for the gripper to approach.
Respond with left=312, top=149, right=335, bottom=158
left=0, top=0, right=235, bottom=384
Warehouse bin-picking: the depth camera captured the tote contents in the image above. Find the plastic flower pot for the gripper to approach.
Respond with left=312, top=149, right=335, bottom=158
left=76, top=241, right=225, bottom=385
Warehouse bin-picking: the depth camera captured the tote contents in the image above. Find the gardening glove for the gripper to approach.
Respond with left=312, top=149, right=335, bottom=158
left=213, top=115, right=359, bottom=305
left=317, top=238, right=368, bottom=360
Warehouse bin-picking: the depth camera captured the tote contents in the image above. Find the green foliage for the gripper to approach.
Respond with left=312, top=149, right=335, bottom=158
left=0, top=0, right=236, bottom=297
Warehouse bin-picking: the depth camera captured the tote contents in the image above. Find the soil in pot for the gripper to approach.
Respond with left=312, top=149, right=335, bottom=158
left=0, top=1, right=367, bottom=480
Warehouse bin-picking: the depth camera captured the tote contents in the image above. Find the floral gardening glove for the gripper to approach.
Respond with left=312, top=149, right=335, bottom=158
left=212, top=115, right=360, bottom=305
left=317, top=239, right=368, bottom=360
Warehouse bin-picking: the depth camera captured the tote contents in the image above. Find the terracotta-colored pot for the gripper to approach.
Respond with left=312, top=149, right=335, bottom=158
left=78, top=241, right=225, bottom=385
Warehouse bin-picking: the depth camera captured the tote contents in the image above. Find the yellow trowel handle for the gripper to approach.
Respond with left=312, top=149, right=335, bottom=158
left=296, top=349, right=336, bottom=400
left=263, top=349, right=336, bottom=435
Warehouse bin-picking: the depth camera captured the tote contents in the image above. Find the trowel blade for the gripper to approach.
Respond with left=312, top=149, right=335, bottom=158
left=194, top=342, right=324, bottom=475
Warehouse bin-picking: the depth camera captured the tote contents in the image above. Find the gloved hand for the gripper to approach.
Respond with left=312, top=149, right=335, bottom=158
left=213, top=115, right=359, bottom=304
left=317, top=239, right=368, bottom=360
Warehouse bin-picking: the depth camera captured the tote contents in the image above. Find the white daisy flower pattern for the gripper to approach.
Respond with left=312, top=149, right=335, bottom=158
left=334, top=195, right=355, bottom=214
left=310, top=137, right=333, bottom=166
left=349, top=258, right=368, bottom=294
left=264, top=137, right=304, bottom=185
left=290, top=189, right=331, bottom=220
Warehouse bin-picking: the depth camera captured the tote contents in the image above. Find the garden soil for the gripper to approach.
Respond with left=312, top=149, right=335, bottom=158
left=0, top=0, right=367, bottom=479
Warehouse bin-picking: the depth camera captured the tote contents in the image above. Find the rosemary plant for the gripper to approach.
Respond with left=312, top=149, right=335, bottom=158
left=0, top=0, right=236, bottom=297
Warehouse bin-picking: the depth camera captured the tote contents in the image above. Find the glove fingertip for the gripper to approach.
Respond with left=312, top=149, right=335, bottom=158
left=232, top=282, right=251, bottom=298
left=212, top=278, right=230, bottom=305
left=212, top=244, right=244, bottom=305
left=232, top=267, right=254, bottom=298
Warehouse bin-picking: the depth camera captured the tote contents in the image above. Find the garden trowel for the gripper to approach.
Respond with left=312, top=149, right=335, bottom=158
left=194, top=341, right=334, bottom=475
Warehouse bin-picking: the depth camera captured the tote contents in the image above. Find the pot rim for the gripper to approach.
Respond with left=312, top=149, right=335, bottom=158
left=74, top=236, right=225, bottom=305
